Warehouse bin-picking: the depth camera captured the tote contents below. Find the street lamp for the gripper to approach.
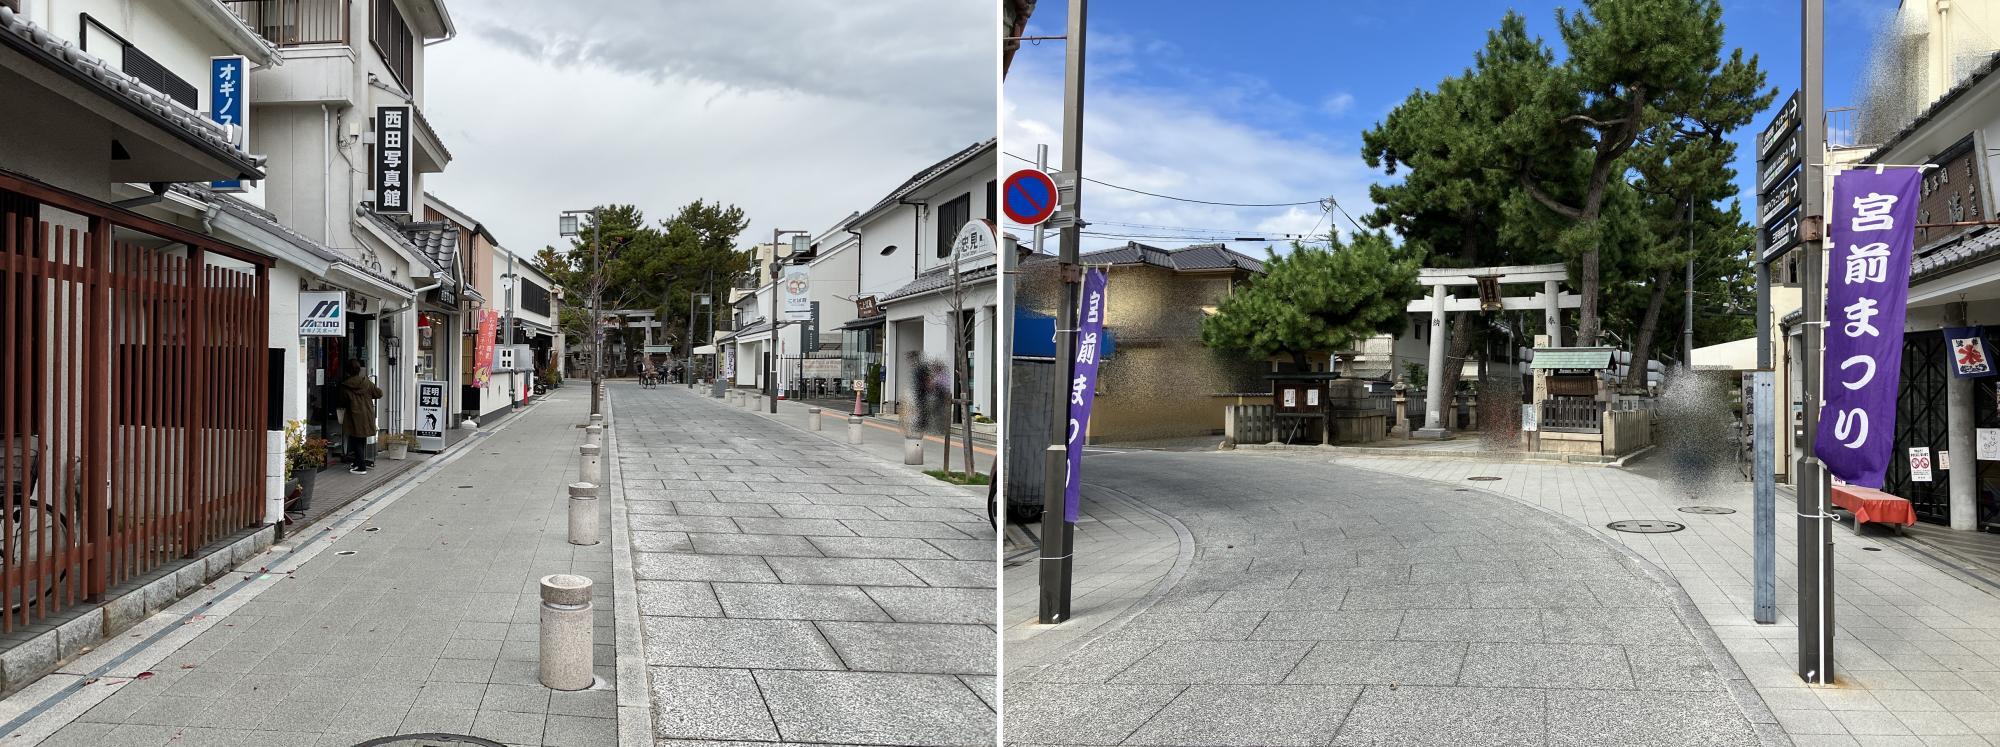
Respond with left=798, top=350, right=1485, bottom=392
left=767, top=229, right=811, bottom=414
left=559, top=207, right=603, bottom=417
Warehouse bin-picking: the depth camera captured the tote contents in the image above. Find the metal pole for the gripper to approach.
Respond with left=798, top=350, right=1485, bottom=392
left=769, top=229, right=780, bottom=414
left=1034, top=144, right=1049, bottom=255
left=686, top=271, right=701, bottom=388
left=1797, top=0, right=1835, bottom=684
left=1754, top=238, right=1777, bottom=624
left=1039, top=0, right=1085, bottom=625
left=1685, top=198, right=1696, bottom=364
left=590, top=207, right=603, bottom=418
left=505, top=252, right=517, bottom=407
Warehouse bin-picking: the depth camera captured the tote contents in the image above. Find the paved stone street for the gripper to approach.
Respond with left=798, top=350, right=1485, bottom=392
left=1004, top=450, right=1776, bottom=746
left=0, top=392, right=618, bottom=746
left=615, top=384, right=996, bottom=746
left=1333, top=453, right=2000, bottom=746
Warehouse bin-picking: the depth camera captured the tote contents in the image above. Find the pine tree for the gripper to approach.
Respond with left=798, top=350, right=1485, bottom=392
left=1200, top=232, right=1423, bottom=371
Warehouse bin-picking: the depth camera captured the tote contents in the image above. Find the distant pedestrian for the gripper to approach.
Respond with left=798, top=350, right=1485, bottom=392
left=341, top=361, right=384, bottom=474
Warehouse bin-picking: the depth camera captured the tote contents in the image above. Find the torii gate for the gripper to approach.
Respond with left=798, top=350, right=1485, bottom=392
left=1406, top=263, right=1581, bottom=439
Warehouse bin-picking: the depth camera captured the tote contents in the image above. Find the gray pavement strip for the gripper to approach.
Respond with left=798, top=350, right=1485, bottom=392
left=618, top=386, right=996, bottom=746
left=0, top=405, right=532, bottom=743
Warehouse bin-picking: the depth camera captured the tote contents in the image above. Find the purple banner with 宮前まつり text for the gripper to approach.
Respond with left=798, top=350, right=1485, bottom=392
left=1814, top=167, right=1921, bottom=489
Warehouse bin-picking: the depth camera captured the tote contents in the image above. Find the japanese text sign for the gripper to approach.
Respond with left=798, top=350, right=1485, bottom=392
left=209, top=56, right=248, bottom=191
left=1063, top=268, right=1109, bottom=523
left=374, top=106, right=410, bottom=213
left=1814, top=168, right=1921, bottom=488
left=1946, top=326, right=1996, bottom=378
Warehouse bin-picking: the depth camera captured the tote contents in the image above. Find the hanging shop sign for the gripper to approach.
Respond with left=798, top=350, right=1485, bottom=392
left=373, top=105, right=411, bottom=214
left=1062, top=268, right=1110, bottom=524
left=298, top=290, right=346, bottom=336
left=1945, top=326, right=1997, bottom=378
left=414, top=381, right=446, bottom=452
left=1814, top=167, right=1921, bottom=489
left=209, top=55, right=249, bottom=192
left=855, top=295, right=883, bottom=319
left=1917, top=136, right=1986, bottom=250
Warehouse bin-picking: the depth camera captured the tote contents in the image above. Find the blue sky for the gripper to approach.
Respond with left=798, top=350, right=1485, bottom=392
left=1005, top=0, right=1892, bottom=253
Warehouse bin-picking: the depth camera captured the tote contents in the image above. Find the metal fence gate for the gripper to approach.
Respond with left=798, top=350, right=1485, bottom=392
left=1, top=173, right=269, bottom=632
left=1887, top=331, right=1950, bottom=524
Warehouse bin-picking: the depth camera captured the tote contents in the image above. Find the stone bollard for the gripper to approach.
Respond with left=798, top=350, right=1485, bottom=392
left=568, top=482, right=600, bottom=545
left=584, top=424, right=603, bottom=448
left=539, top=574, right=595, bottom=691
left=848, top=416, right=865, bottom=445
left=578, top=444, right=601, bottom=484
left=808, top=407, right=823, bottom=431
left=589, top=412, right=603, bottom=426
left=904, top=436, right=924, bottom=465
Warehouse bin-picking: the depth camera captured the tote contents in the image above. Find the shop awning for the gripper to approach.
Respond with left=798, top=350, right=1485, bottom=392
left=840, top=315, right=886, bottom=330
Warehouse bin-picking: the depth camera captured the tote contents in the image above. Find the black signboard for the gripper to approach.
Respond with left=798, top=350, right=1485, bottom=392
left=1758, top=90, right=1804, bottom=262
left=374, top=105, right=410, bottom=214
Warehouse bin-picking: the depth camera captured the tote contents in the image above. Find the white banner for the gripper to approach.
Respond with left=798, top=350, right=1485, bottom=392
left=783, top=266, right=812, bottom=321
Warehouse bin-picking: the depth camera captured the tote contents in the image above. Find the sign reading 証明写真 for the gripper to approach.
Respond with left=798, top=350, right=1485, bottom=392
left=414, top=381, right=445, bottom=452
left=1062, top=268, right=1109, bottom=524
left=1814, top=167, right=1922, bottom=489
left=209, top=56, right=248, bottom=192
left=298, top=290, right=346, bottom=336
left=374, top=106, right=410, bottom=214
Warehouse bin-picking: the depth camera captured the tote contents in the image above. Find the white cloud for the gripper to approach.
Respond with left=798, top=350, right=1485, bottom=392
left=1003, top=38, right=1375, bottom=255
left=1321, top=92, right=1356, bottom=116
left=420, top=1, right=995, bottom=257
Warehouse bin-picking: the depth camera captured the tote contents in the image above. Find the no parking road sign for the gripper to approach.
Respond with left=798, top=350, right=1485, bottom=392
left=1004, top=168, right=1060, bottom=227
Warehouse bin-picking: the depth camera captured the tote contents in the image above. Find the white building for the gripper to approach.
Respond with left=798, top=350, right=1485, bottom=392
left=844, top=139, right=999, bottom=418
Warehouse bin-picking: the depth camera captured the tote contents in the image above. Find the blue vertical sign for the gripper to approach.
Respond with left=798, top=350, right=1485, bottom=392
left=209, top=56, right=248, bottom=192
left=1063, top=268, right=1109, bottom=523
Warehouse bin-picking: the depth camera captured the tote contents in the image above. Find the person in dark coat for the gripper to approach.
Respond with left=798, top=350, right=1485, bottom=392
left=341, top=361, right=384, bottom=474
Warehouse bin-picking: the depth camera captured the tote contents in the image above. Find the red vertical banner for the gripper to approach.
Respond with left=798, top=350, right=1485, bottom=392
left=474, top=310, right=497, bottom=389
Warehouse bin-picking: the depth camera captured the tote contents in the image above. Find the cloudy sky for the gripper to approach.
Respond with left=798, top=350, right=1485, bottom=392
left=1006, top=0, right=1881, bottom=256
left=422, top=1, right=996, bottom=257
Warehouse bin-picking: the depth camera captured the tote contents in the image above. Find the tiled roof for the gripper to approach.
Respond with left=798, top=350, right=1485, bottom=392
left=0, top=6, right=263, bottom=178
left=1079, top=242, right=1265, bottom=273
left=361, top=211, right=454, bottom=279
left=853, top=139, right=995, bottom=223
left=171, top=183, right=407, bottom=288
left=1913, top=228, right=2000, bottom=282
left=881, top=254, right=998, bottom=303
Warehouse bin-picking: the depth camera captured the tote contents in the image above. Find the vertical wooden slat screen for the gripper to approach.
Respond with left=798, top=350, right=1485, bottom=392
left=0, top=186, right=269, bottom=632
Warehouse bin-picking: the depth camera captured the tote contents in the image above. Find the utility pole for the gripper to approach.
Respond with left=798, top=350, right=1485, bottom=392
left=770, top=229, right=782, bottom=414
left=686, top=270, right=704, bottom=388
left=1797, top=0, right=1836, bottom=685
left=1039, top=0, right=1086, bottom=625
left=504, top=251, right=518, bottom=408
left=589, top=206, right=604, bottom=418
left=1685, top=198, right=1696, bottom=364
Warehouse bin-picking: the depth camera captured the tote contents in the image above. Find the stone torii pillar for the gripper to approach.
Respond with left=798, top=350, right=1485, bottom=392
left=1407, top=264, right=1580, bottom=439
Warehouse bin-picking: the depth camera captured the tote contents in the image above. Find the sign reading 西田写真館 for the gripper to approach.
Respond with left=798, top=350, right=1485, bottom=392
left=374, top=106, right=410, bottom=214
left=209, top=56, right=249, bottom=192
left=414, top=381, right=446, bottom=452
left=783, top=266, right=812, bottom=321
left=1062, top=268, right=1109, bottom=524
left=1946, top=326, right=1996, bottom=378
left=1815, top=167, right=1921, bottom=489
left=298, top=291, right=346, bottom=336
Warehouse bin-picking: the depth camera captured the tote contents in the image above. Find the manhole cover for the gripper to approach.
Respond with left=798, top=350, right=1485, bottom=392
left=353, top=735, right=506, bottom=747
left=1467, top=476, right=1502, bottom=482
left=1677, top=506, right=1737, bottom=515
left=1607, top=520, right=1686, bottom=533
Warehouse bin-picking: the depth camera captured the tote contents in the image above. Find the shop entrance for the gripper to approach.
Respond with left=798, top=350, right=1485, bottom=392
left=305, top=312, right=372, bottom=467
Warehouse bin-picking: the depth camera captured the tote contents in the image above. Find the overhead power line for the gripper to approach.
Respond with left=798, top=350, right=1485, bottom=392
left=1004, top=151, right=1323, bottom=207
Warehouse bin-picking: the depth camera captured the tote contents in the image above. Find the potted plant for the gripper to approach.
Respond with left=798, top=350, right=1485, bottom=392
left=283, top=421, right=329, bottom=512
left=380, top=432, right=414, bottom=461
